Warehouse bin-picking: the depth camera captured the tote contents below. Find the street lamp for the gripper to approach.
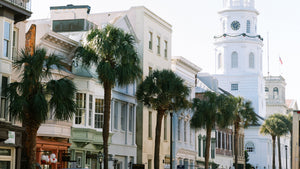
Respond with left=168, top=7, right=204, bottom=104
left=98, top=151, right=103, bottom=169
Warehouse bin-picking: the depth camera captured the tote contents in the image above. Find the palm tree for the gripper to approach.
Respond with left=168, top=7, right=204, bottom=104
left=260, top=115, right=287, bottom=169
left=191, top=91, right=234, bottom=169
left=136, top=69, right=190, bottom=169
left=5, top=48, right=77, bottom=169
left=230, top=97, right=258, bottom=169
left=75, top=25, right=141, bottom=169
left=269, top=114, right=290, bottom=169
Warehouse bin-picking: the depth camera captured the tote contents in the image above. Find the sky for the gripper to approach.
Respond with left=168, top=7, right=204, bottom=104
left=31, top=0, right=300, bottom=104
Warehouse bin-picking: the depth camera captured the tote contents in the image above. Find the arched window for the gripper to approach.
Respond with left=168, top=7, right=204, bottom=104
left=265, top=87, right=269, bottom=99
left=249, top=52, right=254, bottom=68
left=245, top=142, right=255, bottom=153
left=273, top=87, right=279, bottom=99
left=246, top=20, right=251, bottom=33
left=218, top=53, right=222, bottom=69
left=231, top=52, right=238, bottom=68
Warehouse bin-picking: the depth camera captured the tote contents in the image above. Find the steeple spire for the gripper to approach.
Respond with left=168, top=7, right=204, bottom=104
left=222, top=0, right=255, bottom=10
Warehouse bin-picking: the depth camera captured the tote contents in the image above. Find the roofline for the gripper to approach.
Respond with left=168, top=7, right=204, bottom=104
left=50, top=4, right=91, bottom=14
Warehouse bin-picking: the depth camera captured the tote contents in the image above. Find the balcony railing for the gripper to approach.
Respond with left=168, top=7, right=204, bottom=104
left=4, top=0, right=31, bottom=11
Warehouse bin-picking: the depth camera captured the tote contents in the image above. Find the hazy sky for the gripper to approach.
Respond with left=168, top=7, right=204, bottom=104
left=31, top=0, right=300, bottom=104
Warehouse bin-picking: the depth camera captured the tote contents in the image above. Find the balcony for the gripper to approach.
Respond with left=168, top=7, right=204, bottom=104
left=0, top=0, right=32, bottom=22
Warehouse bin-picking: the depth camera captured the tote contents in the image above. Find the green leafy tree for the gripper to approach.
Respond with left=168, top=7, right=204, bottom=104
left=6, top=48, right=77, bottom=169
left=260, top=115, right=288, bottom=169
left=191, top=91, right=234, bottom=169
left=245, top=150, right=253, bottom=169
left=136, top=69, right=190, bottom=169
left=269, top=114, right=290, bottom=169
left=75, top=25, right=141, bottom=169
left=230, top=97, right=258, bottom=169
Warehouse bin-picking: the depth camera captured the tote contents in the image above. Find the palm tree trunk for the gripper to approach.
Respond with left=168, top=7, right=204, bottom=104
left=205, top=125, right=212, bottom=169
left=154, top=110, right=165, bottom=169
left=277, top=136, right=282, bottom=169
left=103, top=82, right=112, bottom=169
left=234, top=122, right=239, bottom=169
left=23, top=115, right=40, bottom=169
left=272, top=136, right=276, bottom=169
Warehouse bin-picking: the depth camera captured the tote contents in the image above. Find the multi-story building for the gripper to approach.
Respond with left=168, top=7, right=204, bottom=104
left=26, top=4, right=173, bottom=169
left=171, top=56, right=201, bottom=169
left=0, top=0, right=31, bottom=169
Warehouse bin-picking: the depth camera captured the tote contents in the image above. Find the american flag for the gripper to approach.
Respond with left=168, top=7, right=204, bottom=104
left=279, top=56, right=283, bottom=65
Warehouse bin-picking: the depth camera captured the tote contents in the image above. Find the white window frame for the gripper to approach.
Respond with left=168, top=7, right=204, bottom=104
left=94, top=98, right=104, bottom=129
left=3, top=21, right=12, bottom=58
left=249, top=52, right=255, bottom=68
left=0, top=147, right=15, bottom=169
left=75, top=93, right=86, bottom=125
left=231, top=52, right=238, bottom=68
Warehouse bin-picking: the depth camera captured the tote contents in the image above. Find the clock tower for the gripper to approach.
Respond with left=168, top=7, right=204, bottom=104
left=213, top=0, right=266, bottom=117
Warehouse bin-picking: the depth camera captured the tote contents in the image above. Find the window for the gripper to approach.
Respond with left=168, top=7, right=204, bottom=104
left=164, top=115, right=167, bottom=140
left=222, top=133, right=225, bottom=149
left=0, top=77, right=8, bottom=121
left=0, top=147, right=14, bottom=169
left=114, top=101, right=118, bottom=129
left=94, top=98, right=104, bottom=128
left=218, top=53, right=222, bottom=69
left=149, top=32, right=153, bottom=50
left=203, top=137, right=206, bottom=156
left=223, top=20, right=225, bottom=33
left=231, top=52, right=238, bottom=68
left=198, top=135, right=201, bottom=157
left=246, top=20, right=251, bottom=33
left=164, top=40, right=168, bottom=58
left=211, top=140, right=216, bottom=159
left=218, top=131, right=221, bottom=148
left=129, top=105, right=134, bottom=132
left=229, top=134, right=232, bottom=150
left=273, top=87, right=279, bottom=99
left=148, top=67, right=153, bottom=76
left=265, top=87, right=269, bottom=99
left=148, top=111, right=152, bottom=138
left=245, top=142, right=255, bottom=153
left=157, top=36, right=160, bottom=54
left=178, top=119, right=181, bottom=141
left=121, top=103, right=127, bottom=130
left=249, top=53, right=254, bottom=68
left=88, top=95, right=92, bottom=126
left=184, top=121, right=187, bottom=142
left=148, top=159, right=152, bottom=169
left=75, top=93, right=86, bottom=125
left=12, top=28, right=18, bottom=60
left=3, top=22, right=11, bottom=58
left=231, top=83, right=238, bottom=91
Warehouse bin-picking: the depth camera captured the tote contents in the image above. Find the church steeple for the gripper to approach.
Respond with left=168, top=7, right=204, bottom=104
left=213, top=0, right=266, bottom=117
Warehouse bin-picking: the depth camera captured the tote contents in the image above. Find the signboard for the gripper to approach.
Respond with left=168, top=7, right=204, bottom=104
left=4, top=131, right=15, bottom=144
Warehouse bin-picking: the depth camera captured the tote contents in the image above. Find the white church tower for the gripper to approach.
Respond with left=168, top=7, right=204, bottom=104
left=214, top=0, right=266, bottom=117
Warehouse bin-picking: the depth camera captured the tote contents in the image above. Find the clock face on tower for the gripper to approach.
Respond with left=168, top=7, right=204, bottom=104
left=231, top=21, right=240, bottom=31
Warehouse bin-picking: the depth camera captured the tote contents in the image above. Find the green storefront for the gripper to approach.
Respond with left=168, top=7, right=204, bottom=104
left=69, top=128, right=112, bottom=169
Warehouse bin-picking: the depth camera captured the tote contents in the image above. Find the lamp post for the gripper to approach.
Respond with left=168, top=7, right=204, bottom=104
left=113, top=159, right=118, bottom=169
left=285, top=145, right=288, bottom=169
left=98, top=151, right=103, bottom=169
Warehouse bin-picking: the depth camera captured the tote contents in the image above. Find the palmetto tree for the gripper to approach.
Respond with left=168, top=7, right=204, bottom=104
left=136, top=69, right=190, bottom=169
left=229, top=97, right=258, bottom=169
left=75, top=25, right=141, bottom=169
left=269, top=114, right=290, bottom=169
left=6, top=48, right=77, bottom=169
left=191, top=91, right=234, bottom=169
left=260, top=115, right=288, bottom=169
